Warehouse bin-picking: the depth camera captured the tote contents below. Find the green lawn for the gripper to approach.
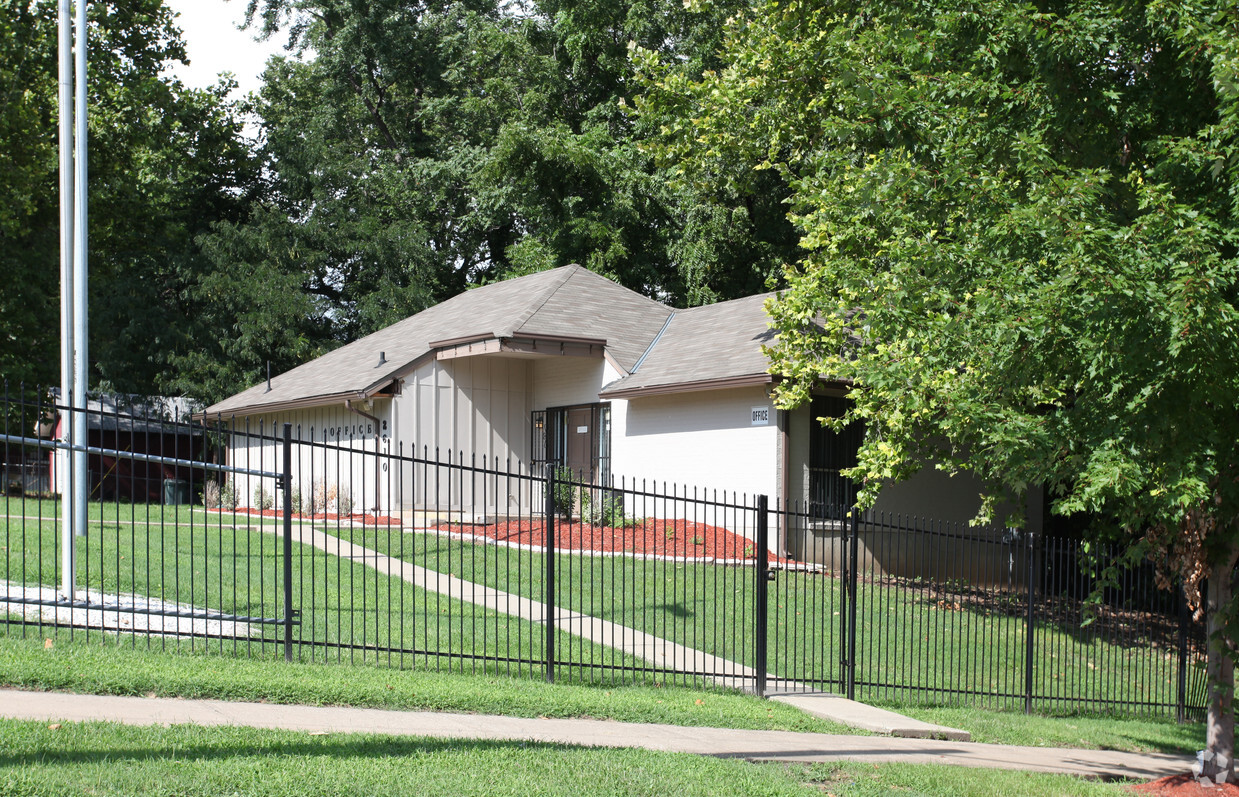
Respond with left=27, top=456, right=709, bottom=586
left=4, top=498, right=1204, bottom=718
left=0, top=718, right=1134, bottom=797
left=0, top=632, right=1204, bottom=753
left=346, top=526, right=1200, bottom=714
left=0, top=631, right=1198, bottom=795
left=2, top=504, right=644, bottom=682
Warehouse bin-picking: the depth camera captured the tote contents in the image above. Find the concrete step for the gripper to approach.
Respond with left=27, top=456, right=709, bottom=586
left=767, top=690, right=971, bottom=741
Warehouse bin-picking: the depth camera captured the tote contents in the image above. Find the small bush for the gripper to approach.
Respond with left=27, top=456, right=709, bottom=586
left=588, top=490, right=637, bottom=529
left=252, top=485, right=274, bottom=511
left=219, top=480, right=238, bottom=510
left=312, top=479, right=334, bottom=514
left=336, top=488, right=354, bottom=516
left=298, top=479, right=322, bottom=516
left=553, top=466, right=577, bottom=518
left=203, top=480, right=221, bottom=508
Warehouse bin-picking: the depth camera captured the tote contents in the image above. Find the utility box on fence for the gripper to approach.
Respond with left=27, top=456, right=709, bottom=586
left=162, top=478, right=189, bottom=505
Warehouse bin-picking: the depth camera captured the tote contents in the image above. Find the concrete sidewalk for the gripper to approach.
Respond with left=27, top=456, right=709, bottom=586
left=0, top=689, right=1192, bottom=782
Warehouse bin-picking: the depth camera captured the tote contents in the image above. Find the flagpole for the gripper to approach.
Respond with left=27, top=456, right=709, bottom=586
left=57, top=0, right=76, bottom=596
left=72, top=0, right=89, bottom=541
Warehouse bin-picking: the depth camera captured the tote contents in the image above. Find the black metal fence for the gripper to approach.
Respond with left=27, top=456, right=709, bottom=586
left=0, top=391, right=1208, bottom=719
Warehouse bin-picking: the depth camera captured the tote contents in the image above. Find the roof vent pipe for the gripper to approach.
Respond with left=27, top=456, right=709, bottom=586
left=265, top=361, right=272, bottom=393
left=377, top=351, right=387, bottom=367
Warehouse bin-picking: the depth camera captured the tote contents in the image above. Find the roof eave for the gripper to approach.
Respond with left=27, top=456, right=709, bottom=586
left=195, top=389, right=378, bottom=421
left=599, top=373, right=776, bottom=400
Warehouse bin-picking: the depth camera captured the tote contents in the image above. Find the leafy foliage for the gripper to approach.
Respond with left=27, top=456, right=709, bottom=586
left=642, top=0, right=1239, bottom=569
left=640, top=0, right=1239, bottom=766
left=170, top=0, right=799, bottom=404
left=0, top=0, right=259, bottom=397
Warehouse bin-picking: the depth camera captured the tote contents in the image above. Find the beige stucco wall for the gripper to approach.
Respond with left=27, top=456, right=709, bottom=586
left=610, top=386, right=779, bottom=496
left=531, top=357, right=610, bottom=409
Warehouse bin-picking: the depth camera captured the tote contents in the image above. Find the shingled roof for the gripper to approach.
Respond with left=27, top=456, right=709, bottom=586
left=600, top=293, right=777, bottom=398
left=204, top=265, right=674, bottom=417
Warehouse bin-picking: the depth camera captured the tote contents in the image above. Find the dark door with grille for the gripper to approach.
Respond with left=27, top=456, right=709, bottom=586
left=531, top=404, right=610, bottom=482
left=565, top=407, right=595, bottom=481
left=809, top=395, right=864, bottom=518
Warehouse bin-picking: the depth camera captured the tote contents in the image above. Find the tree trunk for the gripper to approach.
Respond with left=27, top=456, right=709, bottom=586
left=1203, top=549, right=1239, bottom=783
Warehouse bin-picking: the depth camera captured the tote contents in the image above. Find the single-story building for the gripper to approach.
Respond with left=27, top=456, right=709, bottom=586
left=204, top=265, right=1040, bottom=561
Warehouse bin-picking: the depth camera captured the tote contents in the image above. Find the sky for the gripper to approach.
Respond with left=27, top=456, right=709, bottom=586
left=162, top=0, right=288, bottom=97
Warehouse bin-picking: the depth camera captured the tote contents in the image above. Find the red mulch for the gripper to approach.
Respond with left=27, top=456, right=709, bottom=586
left=212, top=508, right=781, bottom=564
left=435, top=518, right=784, bottom=563
left=1129, top=775, right=1239, bottom=796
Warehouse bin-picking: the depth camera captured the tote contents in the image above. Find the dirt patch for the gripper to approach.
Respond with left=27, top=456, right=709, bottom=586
left=1130, top=775, right=1239, bottom=796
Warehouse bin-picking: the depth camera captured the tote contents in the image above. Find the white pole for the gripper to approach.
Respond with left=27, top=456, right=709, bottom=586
left=57, top=0, right=75, bottom=596
left=72, top=0, right=88, bottom=540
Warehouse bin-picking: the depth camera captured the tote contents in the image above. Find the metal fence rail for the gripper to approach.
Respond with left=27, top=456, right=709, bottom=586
left=0, top=389, right=1209, bottom=719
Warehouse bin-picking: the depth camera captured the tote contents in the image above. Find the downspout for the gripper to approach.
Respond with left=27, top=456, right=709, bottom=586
left=779, top=408, right=790, bottom=557
left=346, top=399, right=382, bottom=515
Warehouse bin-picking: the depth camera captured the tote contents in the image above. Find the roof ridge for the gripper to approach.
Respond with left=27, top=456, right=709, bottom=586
left=629, top=312, right=676, bottom=374
left=508, top=264, right=583, bottom=335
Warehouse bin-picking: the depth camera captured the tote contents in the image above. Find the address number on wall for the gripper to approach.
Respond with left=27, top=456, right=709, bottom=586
left=750, top=406, right=770, bottom=426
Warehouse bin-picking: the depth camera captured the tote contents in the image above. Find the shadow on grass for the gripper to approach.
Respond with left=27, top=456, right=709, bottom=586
left=2, top=730, right=582, bottom=768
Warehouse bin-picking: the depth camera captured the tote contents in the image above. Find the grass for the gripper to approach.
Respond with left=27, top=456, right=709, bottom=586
left=0, top=631, right=1204, bottom=755
left=346, top=526, right=1199, bottom=713
left=0, top=719, right=1136, bottom=797
left=2, top=504, right=645, bottom=683
left=0, top=632, right=851, bottom=734
left=3, top=500, right=1206, bottom=756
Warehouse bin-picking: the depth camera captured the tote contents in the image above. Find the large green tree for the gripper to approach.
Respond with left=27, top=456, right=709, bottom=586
left=640, top=0, right=1239, bottom=776
left=0, top=0, right=259, bottom=397
left=174, top=0, right=799, bottom=404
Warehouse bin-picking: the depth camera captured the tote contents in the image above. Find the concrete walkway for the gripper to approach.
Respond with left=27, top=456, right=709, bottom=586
left=0, top=689, right=1191, bottom=781
left=279, top=522, right=966, bottom=740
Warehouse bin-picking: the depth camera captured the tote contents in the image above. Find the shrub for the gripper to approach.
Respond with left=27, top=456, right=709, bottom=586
left=203, top=480, right=221, bottom=508
left=553, top=466, right=577, bottom=518
left=252, top=485, right=274, bottom=511
left=299, top=479, right=323, bottom=516
left=219, top=480, right=238, bottom=510
left=588, top=490, right=637, bottom=529
left=336, top=487, right=354, bottom=516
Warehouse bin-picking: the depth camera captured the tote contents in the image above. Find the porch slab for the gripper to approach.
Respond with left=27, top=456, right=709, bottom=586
left=767, top=690, right=971, bottom=741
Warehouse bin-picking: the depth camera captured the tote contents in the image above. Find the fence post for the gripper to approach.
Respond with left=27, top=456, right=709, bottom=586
left=1177, top=585, right=1189, bottom=724
left=755, top=495, right=769, bottom=697
left=1024, top=531, right=1036, bottom=714
left=282, top=423, right=294, bottom=663
left=544, top=462, right=556, bottom=684
left=846, top=505, right=859, bottom=701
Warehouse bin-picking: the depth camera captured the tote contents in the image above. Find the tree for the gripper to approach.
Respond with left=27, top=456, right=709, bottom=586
left=175, top=0, right=798, bottom=403
left=640, top=0, right=1239, bottom=776
left=0, top=0, right=259, bottom=398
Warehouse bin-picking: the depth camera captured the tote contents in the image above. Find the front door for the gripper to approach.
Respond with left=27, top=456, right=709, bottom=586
left=564, top=407, right=595, bottom=482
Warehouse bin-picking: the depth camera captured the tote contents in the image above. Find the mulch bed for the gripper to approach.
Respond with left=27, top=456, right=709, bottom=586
left=212, top=508, right=777, bottom=563
left=434, top=518, right=786, bottom=563
left=1130, top=775, right=1239, bottom=796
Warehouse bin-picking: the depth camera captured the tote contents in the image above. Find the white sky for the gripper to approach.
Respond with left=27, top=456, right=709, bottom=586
left=162, top=0, right=288, bottom=97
